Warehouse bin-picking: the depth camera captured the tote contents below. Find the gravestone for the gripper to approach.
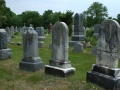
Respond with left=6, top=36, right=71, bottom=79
left=74, top=43, right=83, bottom=52
left=69, top=13, right=86, bottom=46
left=5, top=27, right=11, bottom=42
left=38, top=41, right=44, bottom=48
left=48, top=23, right=52, bottom=34
left=86, top=20, right=120, bottom=90
left=45, top=22, right=75, bottom=77
left=19, top=27, right=44, bottom=71
left=10, top=26, right=15, bottom=38
left=0, top=29, right=12, bottom=59
left=36, top=27, right=46, bottom=41
left=93, top=24, right=101, bottom=36
left=20, top=24, right=26, bottom=35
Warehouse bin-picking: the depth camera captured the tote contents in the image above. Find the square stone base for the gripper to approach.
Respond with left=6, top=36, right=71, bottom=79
left=38, top=36, right=46, bottom=41
left=45, top=65, right=75, bottom=77
left=86, top=71, right=120, bottom=90
left=0, top=48, right=12, bottom=59
left=19, top=61, right=44, bottom=71
left=38, top=42, right=44, bottom=48
left=69, top=41, right=80, bottom=46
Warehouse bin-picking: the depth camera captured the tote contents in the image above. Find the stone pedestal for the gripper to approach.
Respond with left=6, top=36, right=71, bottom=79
left=87, top=71, right=120, bottom=90
left=86, top=20, right=120, bottom=90
left=38, top=36, right=46, bottom=41
left=19, top=57, right=44, bottom=71
left=74, top=43, right=83, bottom=52
left=0, top=49, right=12, bottom=59
left=45, top=65, right=75, bottom=77
left=69, top=13, right=85, bottom=46
left=38, top=42, right=44, bottom=48
left=45, top=22, right=75, bottom=77
left=19, top=27, right=44, bottom=71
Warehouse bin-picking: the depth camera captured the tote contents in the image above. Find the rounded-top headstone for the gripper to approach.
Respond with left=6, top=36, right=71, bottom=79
left=0, top=29, right=7, bottom=49
left=96, top=20, right=120, bottom=68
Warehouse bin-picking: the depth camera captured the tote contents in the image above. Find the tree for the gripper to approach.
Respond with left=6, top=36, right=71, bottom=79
left=116, top=14, right=120, bottom=24
left=21, top=11, right=41, bottom=28
left=83, top=2, right=108, bottom=27
left=59, top=10, right=74, bottom=36
left=42, top=10, right=53, bottom=28
left=0, top=0, right=6, bottom=28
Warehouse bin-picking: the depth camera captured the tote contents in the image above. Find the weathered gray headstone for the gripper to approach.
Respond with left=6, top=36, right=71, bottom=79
left=5, top=27, right=11, bottom=42
left=0, top=29, right=12, bottom=59
left=19, top=27, right=44, bottom=71
left=45, top=22, right=75, bottom=77
left=87, top=20, right=120, bottom=90
left=20, top=24, right=26, bottom=35
left=36, top=27, right=46, bottom=41
left=93, top=24, right=101, bottom=36
left=69, top=13, right=86, bottom=46
left=10, top=26, right=15, bottom=38
left=74, top=43, right=83, bottom=52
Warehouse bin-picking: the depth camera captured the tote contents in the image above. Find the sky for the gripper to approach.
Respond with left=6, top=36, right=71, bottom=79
left=5, top=0, right=120, bottom=18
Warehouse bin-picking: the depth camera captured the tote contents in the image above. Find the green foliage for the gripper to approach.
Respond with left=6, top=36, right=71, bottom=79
left=83, top=2, right=108, bottom=27
left=59, top=10, right=74, bottom=36
left=86, top=29, right=98, bottom=46
left=86, top=29, right=94, bottom=37
left=20, top=11, right=41, bottom=27
left=116, top=14, right=120, bottom=24
left=14, top=32, right=19, bottom=35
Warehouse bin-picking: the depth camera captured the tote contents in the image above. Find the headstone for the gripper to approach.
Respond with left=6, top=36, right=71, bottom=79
left=74, top=43, right=83, bottom=52
left=5, top=27, right=11, bottom=42
left=36, top=27, right=46, bottom=41
left=38, top=42, right=44, bottom=48
left=15, top=26, right=18, bottom=32
left=0, top=29, right=12, bottom=59
left=69, top=13, right=86, bottom=46
left=93, top=24, right=101, bottom=36
left=20, top=24, right=26, bottom=35
left=48, top=23, right=52, bottom=34
left=19, top=27, right=44, bottom=71
left=45, top=22, right=75, bottom=77
left=10, top=26, right=15, bottom=38
left=86, top=20, right=120, bottom=90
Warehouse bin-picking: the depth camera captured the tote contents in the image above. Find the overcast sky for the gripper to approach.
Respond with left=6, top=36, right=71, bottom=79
left=5, top=0, right=120, bottom=18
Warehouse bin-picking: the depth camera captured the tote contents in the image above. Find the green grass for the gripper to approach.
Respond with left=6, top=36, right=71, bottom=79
left=0, top=34, right=106, bottom=90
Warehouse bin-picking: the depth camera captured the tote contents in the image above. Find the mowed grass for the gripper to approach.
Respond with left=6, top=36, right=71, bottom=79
left=0, top=33, right=106, bottom=90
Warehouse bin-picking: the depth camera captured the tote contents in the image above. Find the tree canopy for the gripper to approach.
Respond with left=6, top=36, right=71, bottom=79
left=83, top=2, right=108, bottom=27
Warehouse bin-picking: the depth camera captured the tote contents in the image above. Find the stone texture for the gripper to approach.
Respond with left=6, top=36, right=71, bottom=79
left=45, top=22, right=75, bottom=77
left=69, top=13, right=86, bottom=46
left=87, top=71, right=120, bottom=90
left=0, top=29, right=12, bottom=60
left=86, top=20, right=120, bottom=90
left=0, top=49, right=12, bottom=59
left=92, top=46, right=98, bottom=56
left=38, top=42, right=44, bottom=48
left=0, top=29, right=7, bottom=49
left=5, top=27, right=11, bottom=42
left=74, top=43, right=83, bottom=52
left=19, top=27, right=44, bottom=71
left=36, top=27, right=46, bottom=41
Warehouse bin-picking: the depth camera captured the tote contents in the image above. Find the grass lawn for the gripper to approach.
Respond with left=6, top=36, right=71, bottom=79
left=0, top=33, right=106, bottom=90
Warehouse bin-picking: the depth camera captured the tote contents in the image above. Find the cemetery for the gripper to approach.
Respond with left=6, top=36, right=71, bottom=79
left=0, top=19, right=119, bottom=90
left=1, top=0, right=120, bottom=90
